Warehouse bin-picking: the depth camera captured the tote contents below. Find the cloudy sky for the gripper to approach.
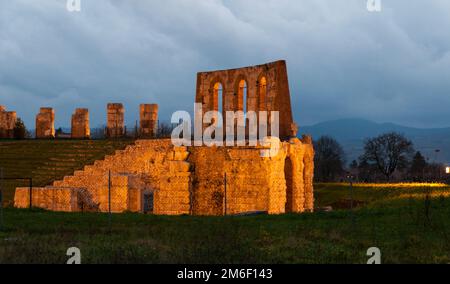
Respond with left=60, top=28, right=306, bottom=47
left=1, top=0, right=449, bottom=129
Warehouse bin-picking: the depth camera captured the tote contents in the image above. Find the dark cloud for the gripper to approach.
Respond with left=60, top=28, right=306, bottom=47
left=0, top=0, right=449, bottom=129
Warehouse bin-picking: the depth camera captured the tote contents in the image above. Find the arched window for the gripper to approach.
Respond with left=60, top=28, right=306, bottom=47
left=258, top=76, right=267, bottom=111
left=238, top=80, right=248, bottom=113
left=213, top=82, right=223, bottom=115
left=236, top=79, right=248, bottom=140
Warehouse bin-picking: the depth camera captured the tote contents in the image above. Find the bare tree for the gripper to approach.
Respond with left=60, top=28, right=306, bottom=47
left=314, top=136, right=346, bottom=182
left=360, top=132, right=414, bottom=181
left=157, top=122, right=174, bottom=138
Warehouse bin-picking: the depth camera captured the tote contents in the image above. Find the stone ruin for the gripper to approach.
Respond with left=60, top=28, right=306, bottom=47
left=71, top=108, right=90, bottom=139
left=14, top=60, right=315, bottom=216
left=0, top=105, right=17, bottom=138
left=106, top=103, right=125, bottom=138
left=139, top=104, right=158, bottom=138
left=1, top=103, right=159, bottom=139
left=36, top=107, right=55, bottom=139
left=196, top=60, right=297, bottom=139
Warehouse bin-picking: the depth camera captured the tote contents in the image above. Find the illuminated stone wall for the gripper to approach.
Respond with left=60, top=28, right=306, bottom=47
left=36, top=107, right=55, bottom=138
left=0, top=105, right=17, bottom=138
left=13, top=61, right=314, bottom=215
left=14, top=138, right=314, bottom=215
left=139, top=104, right=158, bottom=138
left=195, top=60, right=297, bottom=140
left=71, top=108, right=90, bottom=139
left=106, top=103, right=125, bottom=138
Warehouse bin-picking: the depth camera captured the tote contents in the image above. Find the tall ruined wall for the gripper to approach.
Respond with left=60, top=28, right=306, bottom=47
left=36, top=107, right=55, bottom=138
left=195, top=60, right=296, bottom=140
left=139, top=104, right=158, bottom=138
left=0, top=106, right=17, bottom=138
left=71, top=108, right=90, bottom=139
left=106, top=103, right=125, bottom=138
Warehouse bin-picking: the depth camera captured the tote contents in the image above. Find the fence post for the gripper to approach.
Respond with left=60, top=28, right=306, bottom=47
left=224, top=172, right=227, bottom=216
left=29, top=178, right=33, bottom=209
left=0, top=168, right=3, bottom=231
left=135, top=120, right=138, bottom=139
left=108, top=170, right=112, bottom=231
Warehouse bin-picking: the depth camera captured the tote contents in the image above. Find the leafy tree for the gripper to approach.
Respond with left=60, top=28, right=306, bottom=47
left=56, top=127, right=63, bottom=136
left=13, top=118, right=28, bottom=139
left=349, top=160, right=358, bottom=170
left=314, top=136, right=346, bottom=182
left=409, top=151, right=427, bottom=181
left=359, top=132, right=414, bottom=181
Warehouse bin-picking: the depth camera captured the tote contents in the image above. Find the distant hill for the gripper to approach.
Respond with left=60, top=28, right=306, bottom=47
left=299, top=119, right=450, bottom=165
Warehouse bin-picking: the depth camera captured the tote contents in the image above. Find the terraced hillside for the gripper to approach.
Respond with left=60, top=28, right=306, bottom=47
left=0, top=139, right=135, bottom=206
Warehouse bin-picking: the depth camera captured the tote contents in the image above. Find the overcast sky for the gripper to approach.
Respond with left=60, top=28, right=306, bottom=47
left=1, top=0, right=449, bottom=129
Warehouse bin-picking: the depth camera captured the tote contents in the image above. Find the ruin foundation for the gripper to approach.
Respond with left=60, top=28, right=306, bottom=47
left=15, top=138, right=314, bottom=215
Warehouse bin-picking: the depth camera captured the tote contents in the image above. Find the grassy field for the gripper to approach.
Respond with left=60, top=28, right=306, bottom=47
left=0, top=139, right=134, bottom=206
left=1, top=183, right=450, bottom=264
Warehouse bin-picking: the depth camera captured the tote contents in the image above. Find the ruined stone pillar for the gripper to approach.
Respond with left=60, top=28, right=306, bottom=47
left=139, top=104, right=158, bottom=138
left=36, top=107, right=55, bottom=138
left=301, top=135, right=315, bottom=212
left=106, top=103, right=125, bottom=138
left=288, top=145, right=306, bottom=213
left=71, top=108, right=90, bottom=139
left=0, top=106, right=17, bottom=139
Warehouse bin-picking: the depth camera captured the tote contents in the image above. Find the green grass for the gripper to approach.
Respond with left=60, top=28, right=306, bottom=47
left=0, top=139, right=134, bottom=206
left=1, top=184, right=450, bottom=264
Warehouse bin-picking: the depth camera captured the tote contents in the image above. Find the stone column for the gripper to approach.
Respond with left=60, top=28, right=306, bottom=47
left=106, top=103, right=125, bottom=138
left=301, top=135, right=315, bottom=212
left=71, top=108, right=90, bottom=139
left=0, top=106, right=17, bottom=139
left=36, top=107, right=55, bottom=138
left=139, top=104, right=158, bottom=138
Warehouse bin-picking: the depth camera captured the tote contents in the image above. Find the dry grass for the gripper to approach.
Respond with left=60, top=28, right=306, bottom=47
left=317, top=182, right=448, bottom=188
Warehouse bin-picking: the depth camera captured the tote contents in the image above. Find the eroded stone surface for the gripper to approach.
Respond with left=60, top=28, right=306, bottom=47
left=196, top=60, right=296, bottom=140
left=0, top=105, right=17, bottom=138
left=14, top=138, right=314, bottom=215
left=106, top=103, right=125, bottom=138
left=140, top=104, right=158, bottom=138
left=36, top=107, right=55, bottom=138
left=71, top=108, right=90, bottom=139
left=14, top=61, right=315, bottom=216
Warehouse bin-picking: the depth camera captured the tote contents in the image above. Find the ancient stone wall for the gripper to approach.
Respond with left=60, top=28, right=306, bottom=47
left=139, top=104, right=158, bottom=138
left=106, top=103, right=125, bottom=138
left=188, top=138, right=314, bottom=216
left=14, top=138, right=314, bottom=215
left=0, top=106, right=17, bottom=138
left=13, top=61, right=315, bottom=216
left=36, top=107, right=55, bottom=138
left=71, top=108, right=90, bottom=139
left=15, top=187, right=80, bottom=212
left=195, top=60, right=296, bottom=140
